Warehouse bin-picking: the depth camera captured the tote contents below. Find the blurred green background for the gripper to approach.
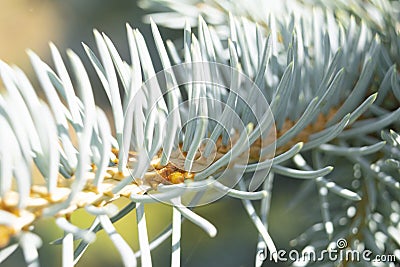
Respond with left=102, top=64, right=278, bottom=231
left=0, top=1, right=310, bottom=266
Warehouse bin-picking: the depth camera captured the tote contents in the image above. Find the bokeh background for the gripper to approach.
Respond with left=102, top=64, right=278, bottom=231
left=0, top=1, right=310, bottom=266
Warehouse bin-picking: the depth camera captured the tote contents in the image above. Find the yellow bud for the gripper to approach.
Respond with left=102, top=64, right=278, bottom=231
left=168, top=172, right=184, bottom=184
